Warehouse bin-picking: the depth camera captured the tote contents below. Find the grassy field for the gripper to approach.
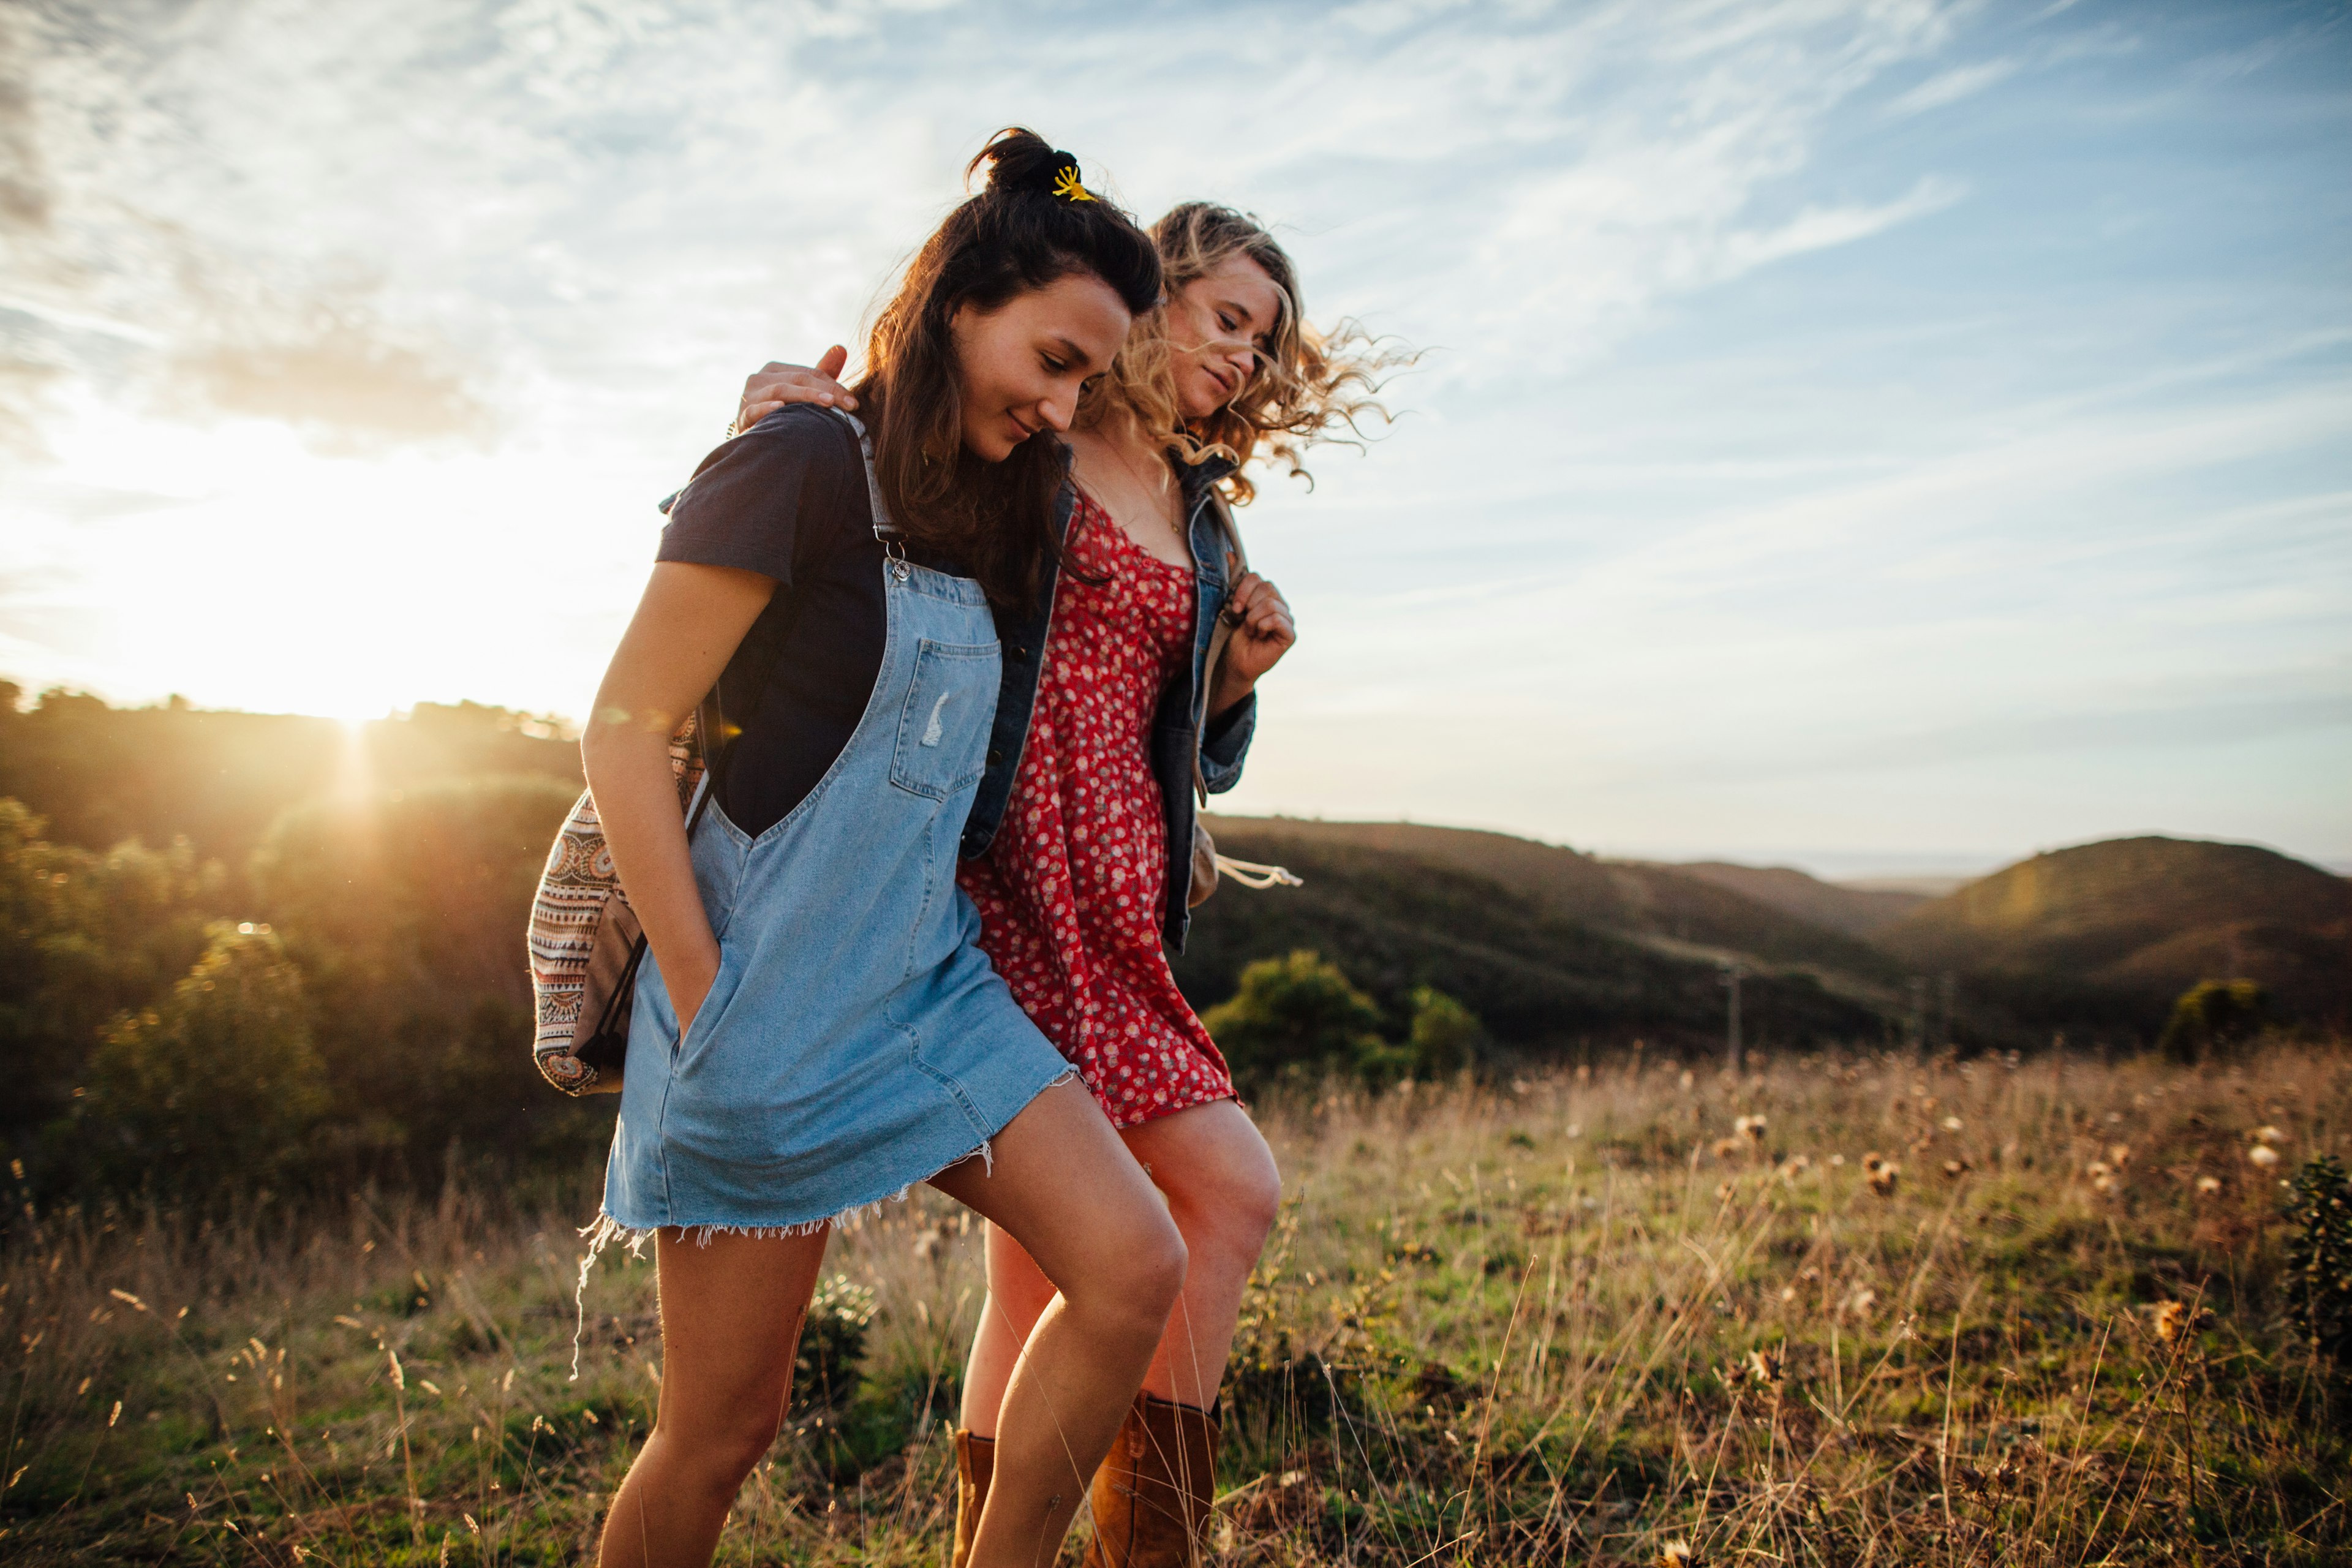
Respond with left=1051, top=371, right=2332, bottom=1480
left=4, top=1042, right=2348, bottom=1566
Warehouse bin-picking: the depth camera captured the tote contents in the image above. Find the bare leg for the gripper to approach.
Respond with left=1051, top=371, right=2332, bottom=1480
left=597, top=1226, right=831, bottom=1568
left=961, top=1223, right=1060, bottom=1438
left=929, top=1078, right=1186, bottom=1568
left=962, top=1098, right=1281, bottom=1427
left=1122, top=1100, right=1283, bottom=1408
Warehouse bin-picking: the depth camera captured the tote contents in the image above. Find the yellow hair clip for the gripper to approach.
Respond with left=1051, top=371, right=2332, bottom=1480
left=1051, top=165, right=1096, bottom=203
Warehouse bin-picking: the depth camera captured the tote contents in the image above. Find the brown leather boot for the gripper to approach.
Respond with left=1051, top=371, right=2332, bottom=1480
left=951, top=1428, right=994, bottom=1568
left=1082, top=1393, right=1219, bottom=1567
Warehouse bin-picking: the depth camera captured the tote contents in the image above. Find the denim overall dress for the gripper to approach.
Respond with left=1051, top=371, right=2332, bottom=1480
left=600, top=413, right=1071, bottom=1237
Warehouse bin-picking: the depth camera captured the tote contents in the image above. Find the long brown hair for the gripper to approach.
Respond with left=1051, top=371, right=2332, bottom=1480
left=1151, top=203, right=1412, bottom=505
left=851, top=129, right=1161, bottom=604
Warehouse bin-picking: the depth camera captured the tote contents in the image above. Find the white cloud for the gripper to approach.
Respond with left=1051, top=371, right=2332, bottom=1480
left=1885, top=57, right=2020, bottom=115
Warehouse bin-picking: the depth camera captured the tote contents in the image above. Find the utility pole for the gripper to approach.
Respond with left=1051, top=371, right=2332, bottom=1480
left=1721, top=962, right=1744, bottom=1076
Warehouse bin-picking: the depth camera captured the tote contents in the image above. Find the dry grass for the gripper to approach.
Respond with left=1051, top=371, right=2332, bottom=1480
left=4, top=1042, right=2348, bottom=1565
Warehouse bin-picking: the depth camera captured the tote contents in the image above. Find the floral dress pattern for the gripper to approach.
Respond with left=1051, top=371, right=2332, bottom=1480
left=959, top=491, right=1236, bottom=1129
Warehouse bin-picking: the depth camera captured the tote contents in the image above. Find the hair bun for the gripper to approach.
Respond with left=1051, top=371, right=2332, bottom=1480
left=973, top=127, right=1097, bottom=204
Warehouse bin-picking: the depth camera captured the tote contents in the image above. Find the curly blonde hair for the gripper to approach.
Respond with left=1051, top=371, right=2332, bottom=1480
left=1079, top=203, right=1411, bottom=504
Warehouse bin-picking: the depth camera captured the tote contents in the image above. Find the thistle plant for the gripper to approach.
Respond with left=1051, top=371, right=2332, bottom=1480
left=2281, top=1153, right=2352, bottom=1364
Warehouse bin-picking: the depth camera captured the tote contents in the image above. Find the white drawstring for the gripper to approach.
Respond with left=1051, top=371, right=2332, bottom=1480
left=1213, top=855, right=1303, bottom=889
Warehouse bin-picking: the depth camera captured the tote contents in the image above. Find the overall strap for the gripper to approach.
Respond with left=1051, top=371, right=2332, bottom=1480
left=827, top=408, right=903, bottom=559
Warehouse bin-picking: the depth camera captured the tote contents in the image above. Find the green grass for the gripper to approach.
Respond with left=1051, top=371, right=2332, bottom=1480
left=4, top=1042, right=2348, bottom=1564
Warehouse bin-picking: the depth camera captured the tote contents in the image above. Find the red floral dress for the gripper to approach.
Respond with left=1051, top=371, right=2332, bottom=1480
left=959, top=492, right=1236, bottom=1129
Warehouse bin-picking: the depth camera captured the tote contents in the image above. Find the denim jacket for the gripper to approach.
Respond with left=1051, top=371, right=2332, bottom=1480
left=960, top=449, right=1258, bottom=952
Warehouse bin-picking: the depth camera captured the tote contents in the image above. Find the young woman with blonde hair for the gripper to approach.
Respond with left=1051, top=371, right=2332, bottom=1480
left=732, top=198, right=1396, bottom=1567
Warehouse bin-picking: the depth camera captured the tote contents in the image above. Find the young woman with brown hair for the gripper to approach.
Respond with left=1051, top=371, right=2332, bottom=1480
left=583, top=130, right=1188, bottom=1568
left=732, top=199, right=1394, bottom=1567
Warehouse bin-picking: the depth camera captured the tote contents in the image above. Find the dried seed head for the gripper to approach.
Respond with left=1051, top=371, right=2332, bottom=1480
left=2252, top=1125, right=2286, bottom=1145
left=2247, top=1144, right=2281, bottom=1169
left=2108, top=1142, right=2132, bottom=1167
left=1659, top=1540, right=1695, bottom=1568
left=2152, top=1300, right=2213, bottom=1344
left=2195, top=1175, right=2223, bottom=1195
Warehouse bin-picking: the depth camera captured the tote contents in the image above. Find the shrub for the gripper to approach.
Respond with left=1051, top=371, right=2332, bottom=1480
left=0, top=799, right=225, bottom=1147
left=794, top=1273, right=878, bottom=1412
left=2281, top=1154, right=2352, bottom=1365
left=1406, top=985, right=1483, bottom=1077
left=1202, top=949, right=1387, bottom=1085
left=75, top=924, right=329, bottom=1188
left=249, top=775, right=599, bottom=1172
left=2159, top=978, right=2269, bottom=1060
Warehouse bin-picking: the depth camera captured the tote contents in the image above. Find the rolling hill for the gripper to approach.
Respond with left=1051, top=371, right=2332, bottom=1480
left=1175, top=821, right=1891, bottom=1054
left=1199, top=816, right=1907, bottom=984
left=1659, top=861, right=1928, bottom=936
left=1879, top=835, right=2351, bottom=1030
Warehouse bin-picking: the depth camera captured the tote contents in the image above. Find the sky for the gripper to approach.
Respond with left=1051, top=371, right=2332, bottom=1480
left=1, top=0, right=2346, bottom=878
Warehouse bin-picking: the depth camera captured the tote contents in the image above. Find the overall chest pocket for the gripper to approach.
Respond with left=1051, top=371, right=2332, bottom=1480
left=890, top=639, right=999, bottom=800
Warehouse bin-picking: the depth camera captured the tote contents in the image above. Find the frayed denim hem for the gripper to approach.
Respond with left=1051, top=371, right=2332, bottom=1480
left=568, top=1126, right=1019, bottom=1381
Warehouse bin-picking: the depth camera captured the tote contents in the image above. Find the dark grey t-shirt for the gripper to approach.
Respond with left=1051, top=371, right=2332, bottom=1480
left=657, top=405, right=954, bottom=838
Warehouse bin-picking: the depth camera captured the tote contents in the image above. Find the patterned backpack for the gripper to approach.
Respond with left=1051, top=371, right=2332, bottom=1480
left=526, top=708, right=715, bottom=1095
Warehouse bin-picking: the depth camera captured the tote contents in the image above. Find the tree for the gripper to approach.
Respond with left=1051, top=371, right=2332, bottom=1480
left=1202, top=949, right=1388, bottom=1086
left=248, top=775, right=602, bottom=1169
left=1407, top=986, right=1484, bottom=1077
left=0, top=799, right=225, bottom=1148
left=2158, top=978, right=2269, bottom=1061
left=77, top=924, right=329, bottom=1188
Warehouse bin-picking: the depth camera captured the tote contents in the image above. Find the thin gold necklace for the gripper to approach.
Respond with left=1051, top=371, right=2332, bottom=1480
left=1095, top=428, right=1182, bottom=542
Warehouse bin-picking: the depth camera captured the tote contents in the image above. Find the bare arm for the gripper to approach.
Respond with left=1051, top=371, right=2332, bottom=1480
left=580, top=562, right=777, bottom=1032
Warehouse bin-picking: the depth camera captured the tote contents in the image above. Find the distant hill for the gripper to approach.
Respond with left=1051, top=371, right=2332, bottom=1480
left=1201, top=816, right=1907, bottom=984
left=1178, top=820, right=1891, bottom=1054
left=1657, top=860, right=1927, bottom=936
left=0, top=682, right=580, bottom=869
left=1879, top=835, right=2351, bottom=1030
left=1840, top=873, right=1970, bottom=899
